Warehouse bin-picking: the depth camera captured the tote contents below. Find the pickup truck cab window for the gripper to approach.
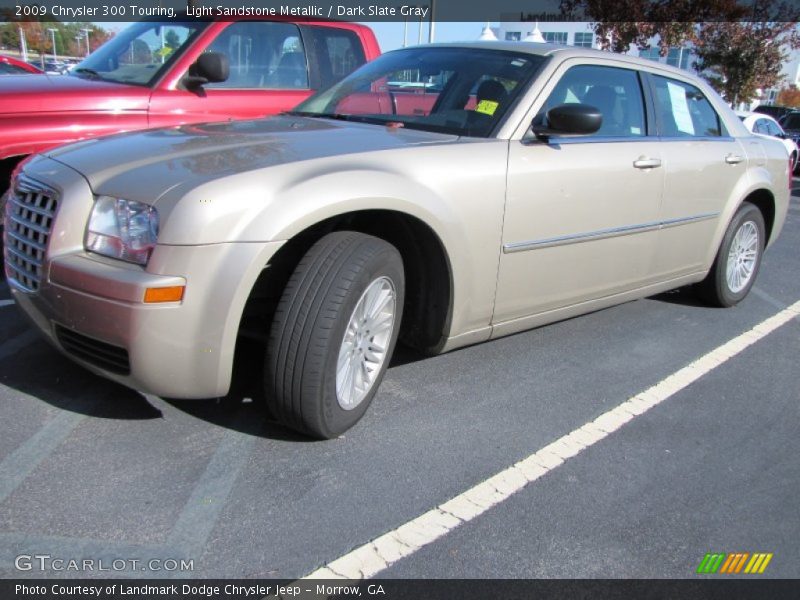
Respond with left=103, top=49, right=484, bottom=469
left=205, top=21, right=309, bottom=90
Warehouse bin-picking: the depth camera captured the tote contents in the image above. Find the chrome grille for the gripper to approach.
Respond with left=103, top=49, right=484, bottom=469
left=3, top=176, right=58, bottom=292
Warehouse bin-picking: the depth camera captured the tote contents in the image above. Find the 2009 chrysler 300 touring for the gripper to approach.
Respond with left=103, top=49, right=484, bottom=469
left=4, top=43, right=791, bottom=438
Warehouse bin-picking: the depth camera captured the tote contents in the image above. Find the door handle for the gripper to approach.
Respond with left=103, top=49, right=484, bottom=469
left=633, top=157, right=662, bottom=169
left=725, top=154, right=744, bottom=164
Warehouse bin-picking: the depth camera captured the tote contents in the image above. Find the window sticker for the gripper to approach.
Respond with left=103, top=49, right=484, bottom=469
left=476, top=100, right=499, bottom=116
left=667, top=81, right=694, bottom=135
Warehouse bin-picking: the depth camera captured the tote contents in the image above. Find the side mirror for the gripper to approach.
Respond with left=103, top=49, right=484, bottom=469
left=532, top=104, right=602, bottom=140
left=183, top=52, right=229, bottom=90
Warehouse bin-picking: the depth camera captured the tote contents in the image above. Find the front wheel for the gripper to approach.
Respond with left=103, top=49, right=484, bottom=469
left=265, top=232, right=404, bottom=439
left=696, top=202, right=765, bottom=307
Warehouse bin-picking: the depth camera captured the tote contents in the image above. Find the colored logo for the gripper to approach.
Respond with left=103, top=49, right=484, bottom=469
left=697, top=552, right=773, bottom=574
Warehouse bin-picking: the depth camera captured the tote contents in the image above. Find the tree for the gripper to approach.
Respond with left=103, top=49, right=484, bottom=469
left=777, top=86, right=800, bottom=107
left=693, top=20, right=800, bottom=106
left=559, top=0, right=746, bottom=53
left=0, top=20, right=112, bottom=58
left=558, top=0, right=800, bottom=105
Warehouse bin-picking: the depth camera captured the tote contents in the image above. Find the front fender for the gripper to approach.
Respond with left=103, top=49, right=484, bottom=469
left=158, top=141, right=510, bottom=339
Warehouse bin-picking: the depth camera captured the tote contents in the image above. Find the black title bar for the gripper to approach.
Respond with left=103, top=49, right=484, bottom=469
left=1, top=0, right=799, bottom=23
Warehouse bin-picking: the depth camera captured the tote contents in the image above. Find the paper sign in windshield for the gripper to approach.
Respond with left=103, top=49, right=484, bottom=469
left=476, top=100, right=499, bottom=116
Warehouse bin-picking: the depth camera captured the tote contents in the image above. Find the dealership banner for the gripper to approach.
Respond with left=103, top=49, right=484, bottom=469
left=1, top=0, right=799, bottom=23
left=3, top=579, right=800, bottom=599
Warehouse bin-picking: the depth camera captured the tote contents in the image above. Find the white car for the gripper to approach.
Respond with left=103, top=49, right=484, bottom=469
left=738, top=110, right=798, bottom=171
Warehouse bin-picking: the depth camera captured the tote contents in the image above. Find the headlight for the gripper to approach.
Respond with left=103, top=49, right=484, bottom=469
left=85, top=196, right=158, bottom=265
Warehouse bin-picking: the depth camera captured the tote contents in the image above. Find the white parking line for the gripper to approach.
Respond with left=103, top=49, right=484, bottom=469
left=304, top=300, right=800, bottom=580
left=0, top=299, right=14, bottom=308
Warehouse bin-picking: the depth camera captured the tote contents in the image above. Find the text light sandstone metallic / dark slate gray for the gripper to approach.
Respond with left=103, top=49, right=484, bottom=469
left=3, top=43, right=791, bottom=438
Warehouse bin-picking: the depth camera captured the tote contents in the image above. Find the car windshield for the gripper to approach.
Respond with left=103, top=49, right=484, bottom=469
left=0, top=62, right=28, bottom=75
left=71, top=21, right=207, bottom=86
left=292, top=47, right=545, bottom=137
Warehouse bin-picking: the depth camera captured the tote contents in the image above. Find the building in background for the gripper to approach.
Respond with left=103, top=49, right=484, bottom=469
left=494, top=20, right=697, bottom=71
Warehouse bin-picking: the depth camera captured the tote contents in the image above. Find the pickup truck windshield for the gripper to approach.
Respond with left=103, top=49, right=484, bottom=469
left=293, top=47, right=545, bottom=137
left=72, top=21, right=207, bottom=86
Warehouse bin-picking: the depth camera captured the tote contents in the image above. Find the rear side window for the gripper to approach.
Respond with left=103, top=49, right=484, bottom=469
left=536, top=64, right=646, bottom=138
left=764, top=119, right=783, bottom=137
left=754, top=119, right=770, bottom=134
left=206, top=21, right=309, bottom=90
left=303, top=26, right=366, bottom=89
left=652, top=75, right=723, bottom=138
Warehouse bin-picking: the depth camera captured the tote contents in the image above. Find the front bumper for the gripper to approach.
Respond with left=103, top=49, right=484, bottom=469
left=9, top=243, right=282, bottom=399
left=4, top=158, right=282, bottom=398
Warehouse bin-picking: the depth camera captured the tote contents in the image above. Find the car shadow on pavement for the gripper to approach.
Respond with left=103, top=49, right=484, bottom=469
left=163, top=337, right=429, bottom=441
left=0, top=334, right=162, bottom=420
left=650, top=285, right=710, bottom=308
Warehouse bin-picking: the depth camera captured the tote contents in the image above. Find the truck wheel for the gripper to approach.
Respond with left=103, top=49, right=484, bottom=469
left=697, top=202, right=765, bottom=307
left=265, top=232, right=404, bottom=439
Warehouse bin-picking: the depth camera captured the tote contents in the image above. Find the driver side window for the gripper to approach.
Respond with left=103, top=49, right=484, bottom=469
left=536, top=64, right=646, bottom=138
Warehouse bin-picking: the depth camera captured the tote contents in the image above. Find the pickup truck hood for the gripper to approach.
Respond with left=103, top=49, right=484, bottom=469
left=0, top=74, right=148, bottom=114
left=45, top=115, right=456, bottom=201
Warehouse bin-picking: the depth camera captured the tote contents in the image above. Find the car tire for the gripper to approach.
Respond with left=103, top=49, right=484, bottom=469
left=792, top=152, right=799, bottom=175
left=696, top=202, right=765, bottom=308
left=265, top=231, right=404, bottom=439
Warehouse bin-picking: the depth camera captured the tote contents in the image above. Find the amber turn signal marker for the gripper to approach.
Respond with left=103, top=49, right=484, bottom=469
left=144, top=286, right=185, bottom=303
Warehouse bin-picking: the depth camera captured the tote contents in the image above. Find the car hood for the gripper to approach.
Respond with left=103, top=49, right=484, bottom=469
left=0, top=74, right=148, bottom=114
left=45, top=115, right=457, bottom=202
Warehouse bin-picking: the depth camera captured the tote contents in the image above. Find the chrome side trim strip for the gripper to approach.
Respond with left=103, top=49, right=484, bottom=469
left=659, top=212, right=719, bottom=229
left=503, top=212, right=719, bottom=254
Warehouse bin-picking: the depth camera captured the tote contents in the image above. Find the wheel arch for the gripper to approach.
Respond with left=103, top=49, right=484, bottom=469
left=743, top=188, right=776, bottom=245
left=239, top=208, right=454, bottom=356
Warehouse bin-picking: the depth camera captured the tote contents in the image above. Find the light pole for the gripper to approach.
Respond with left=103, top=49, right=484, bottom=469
left=47, top=27, right=57, bottom=62
left=18, top=26, right=28, bottom=62
left=81, top=28, right=91, bottom=56
left=428, top=0, right=435, bottom=43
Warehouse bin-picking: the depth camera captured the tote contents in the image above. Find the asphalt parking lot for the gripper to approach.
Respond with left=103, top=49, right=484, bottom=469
left=0, top=184, right=799, bottom=581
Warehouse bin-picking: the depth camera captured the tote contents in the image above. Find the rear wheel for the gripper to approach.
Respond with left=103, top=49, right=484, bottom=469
left=265, top=231, right=404, bottom=439
left=696, top=202, right=765, bottom=307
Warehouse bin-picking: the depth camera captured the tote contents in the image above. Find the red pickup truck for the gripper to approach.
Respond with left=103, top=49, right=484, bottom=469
left=0, top=19, right=380, bottom=200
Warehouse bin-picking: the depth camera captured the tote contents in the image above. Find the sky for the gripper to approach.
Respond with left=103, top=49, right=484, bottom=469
left=100, top=21, right=489, bottom=51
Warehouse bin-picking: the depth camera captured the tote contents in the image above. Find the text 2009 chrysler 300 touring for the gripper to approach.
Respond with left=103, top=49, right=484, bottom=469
left=4, top=43, right=791, bottom=438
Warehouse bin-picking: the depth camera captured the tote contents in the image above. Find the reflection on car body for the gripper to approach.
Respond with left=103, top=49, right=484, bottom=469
left=4, top=43, right=791, bottom=439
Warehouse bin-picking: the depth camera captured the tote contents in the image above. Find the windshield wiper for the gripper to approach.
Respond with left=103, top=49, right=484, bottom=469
left=283, top=111, right=370, bottom=123
left=72, top=67, right=103, bottom=80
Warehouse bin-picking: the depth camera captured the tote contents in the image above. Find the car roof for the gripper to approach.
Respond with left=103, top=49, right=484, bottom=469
left=396, top=41, right=695, bottom=78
